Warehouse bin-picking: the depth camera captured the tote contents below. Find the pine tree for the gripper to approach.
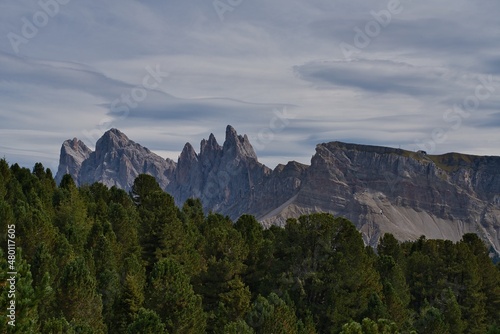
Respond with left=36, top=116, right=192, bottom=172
left=130, top=174, right=162, bottom=204
left=246, top=293, right=297, bottom=333
left=414, top=306, right=448, bottom=334
left=224, top=319, right=255, bottom=333
left=456, top=242, right=487, bottom=333
left=108, top=202, right=141, bottom=259
left=440, top=288, right=464, bottom=334
left=146, top=258, right=206, bottom=333
left=196, top=213, right=250, bottom=332
left=0, top=249, right=40, bottom=333
left=215, top=276, right=252, bottom=330
left=127, top=308, right=167, bottom=334
left=114, top=254, right=146, bottom=332
left=377, top=254, right=411, bottom=327
left=235, top=214, right=266, bottom=295
left=53, top=176, right=90, bottom=251
left=132, top=175, right=190, bottom=273
left=461, top=233, right=500, bottom=327
left=41, top=317, right=75, bottom=333
left=57, top=257, right=106, bottom=332
left=280, top=214, right=382, bottom=332
left=86, top=222, right=121, bottom=331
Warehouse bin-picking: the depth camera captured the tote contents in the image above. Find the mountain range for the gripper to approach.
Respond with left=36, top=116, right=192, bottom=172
left=55, top=126, right=500, bottom=255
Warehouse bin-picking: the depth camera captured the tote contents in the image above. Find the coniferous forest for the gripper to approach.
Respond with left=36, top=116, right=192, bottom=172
left=1, top=160, right=499, bottom=334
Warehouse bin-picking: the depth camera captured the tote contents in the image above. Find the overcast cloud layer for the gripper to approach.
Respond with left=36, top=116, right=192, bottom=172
left=1, top=0, right=499, bottom=171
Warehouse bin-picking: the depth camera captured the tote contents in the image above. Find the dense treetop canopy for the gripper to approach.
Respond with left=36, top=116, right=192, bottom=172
left=0, top=160, right=499, bottom=333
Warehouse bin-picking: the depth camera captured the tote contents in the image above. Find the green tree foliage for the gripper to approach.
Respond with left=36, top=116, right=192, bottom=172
left=235, top=214, right=268, bottom=295
left=246, top=293, right=301, bottom=334
left=196, top=213, right=251, bottom=332
left=57, top=257, right=106, bottom=332
left=340, top=318, right=398, bottom=334
left=112, top=253, right=147, bottom=332
left=461, top=233, right=500, bottom=327
left=0, top=250, right=38, bottom=332
left=1, top=164, right=500, bottom=333
left=41, top=317, right=75, bottom=333
left=86, top=222, right=121, bottom=331
left=277, top=213, right=382, bottom=333
left=146, top=257, right=206, bottom=333
left=376, top=253, right=411, bottom=328
left=132, top=174, right=197, bottom=275
left=130, top=174, right=162, bottom=204
left=224, top=319, right=255, bottom=334
left=440, top=287, right=465, bottom=334
left=126, top=308, right=167, bottom=334
left=53, top=175, right=90, bottom=251
left=414, top=306, right=448, bottom=334
left=14, top=250, right=40, bottom=333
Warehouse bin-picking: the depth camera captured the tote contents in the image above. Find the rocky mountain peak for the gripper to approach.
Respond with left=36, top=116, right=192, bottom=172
left=55, top=138, right=92, bottom=185
left=179, top=142, right=198, bottom=164
left=95, top=128, right=136, bottom=153
left=200, top=133, right=221, bottom=157
left=70, top=129, right=176, bottom=191
left=223, top=125, right=258, bottom=160
left=167, top=125, right=271, bottom=217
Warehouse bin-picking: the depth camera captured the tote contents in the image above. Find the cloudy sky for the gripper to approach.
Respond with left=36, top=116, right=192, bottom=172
left=1, top=0, right=499, bottom=171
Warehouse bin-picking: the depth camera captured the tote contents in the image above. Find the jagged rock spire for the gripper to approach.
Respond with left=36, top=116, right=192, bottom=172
left=55, top=138, right=92, bottom=186
left=223, top=125, right=258, bottom=160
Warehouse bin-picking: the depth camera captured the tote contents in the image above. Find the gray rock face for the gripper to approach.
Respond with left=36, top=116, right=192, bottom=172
left=260, top=142, right=500, bottom=254
left=167, top=125, right=272, bottom=218
left=55, top=138, right=92, bottom=186
left=56, top=127, right=500, bottom=255
left=58, top=128, right=176, bottom=191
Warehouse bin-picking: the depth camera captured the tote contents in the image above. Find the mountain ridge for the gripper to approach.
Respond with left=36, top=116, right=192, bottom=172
left=55, top=126, right=500, bottom=254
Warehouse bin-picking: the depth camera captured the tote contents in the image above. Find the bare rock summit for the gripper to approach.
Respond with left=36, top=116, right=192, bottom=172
left=55, top=138, right=92, bottom=186
left=56, top=128, right=176, bottom=191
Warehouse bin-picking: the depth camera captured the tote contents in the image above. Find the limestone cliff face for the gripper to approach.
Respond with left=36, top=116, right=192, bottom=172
left=56, top=127, right=500, bottom=255
left=55, top=138, right=92, bottom=186
left=167, top=125, right=272, bottom=218
left=60, top=129, right=176, bottom=191
left=260, top=142, right=500, bottom=254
